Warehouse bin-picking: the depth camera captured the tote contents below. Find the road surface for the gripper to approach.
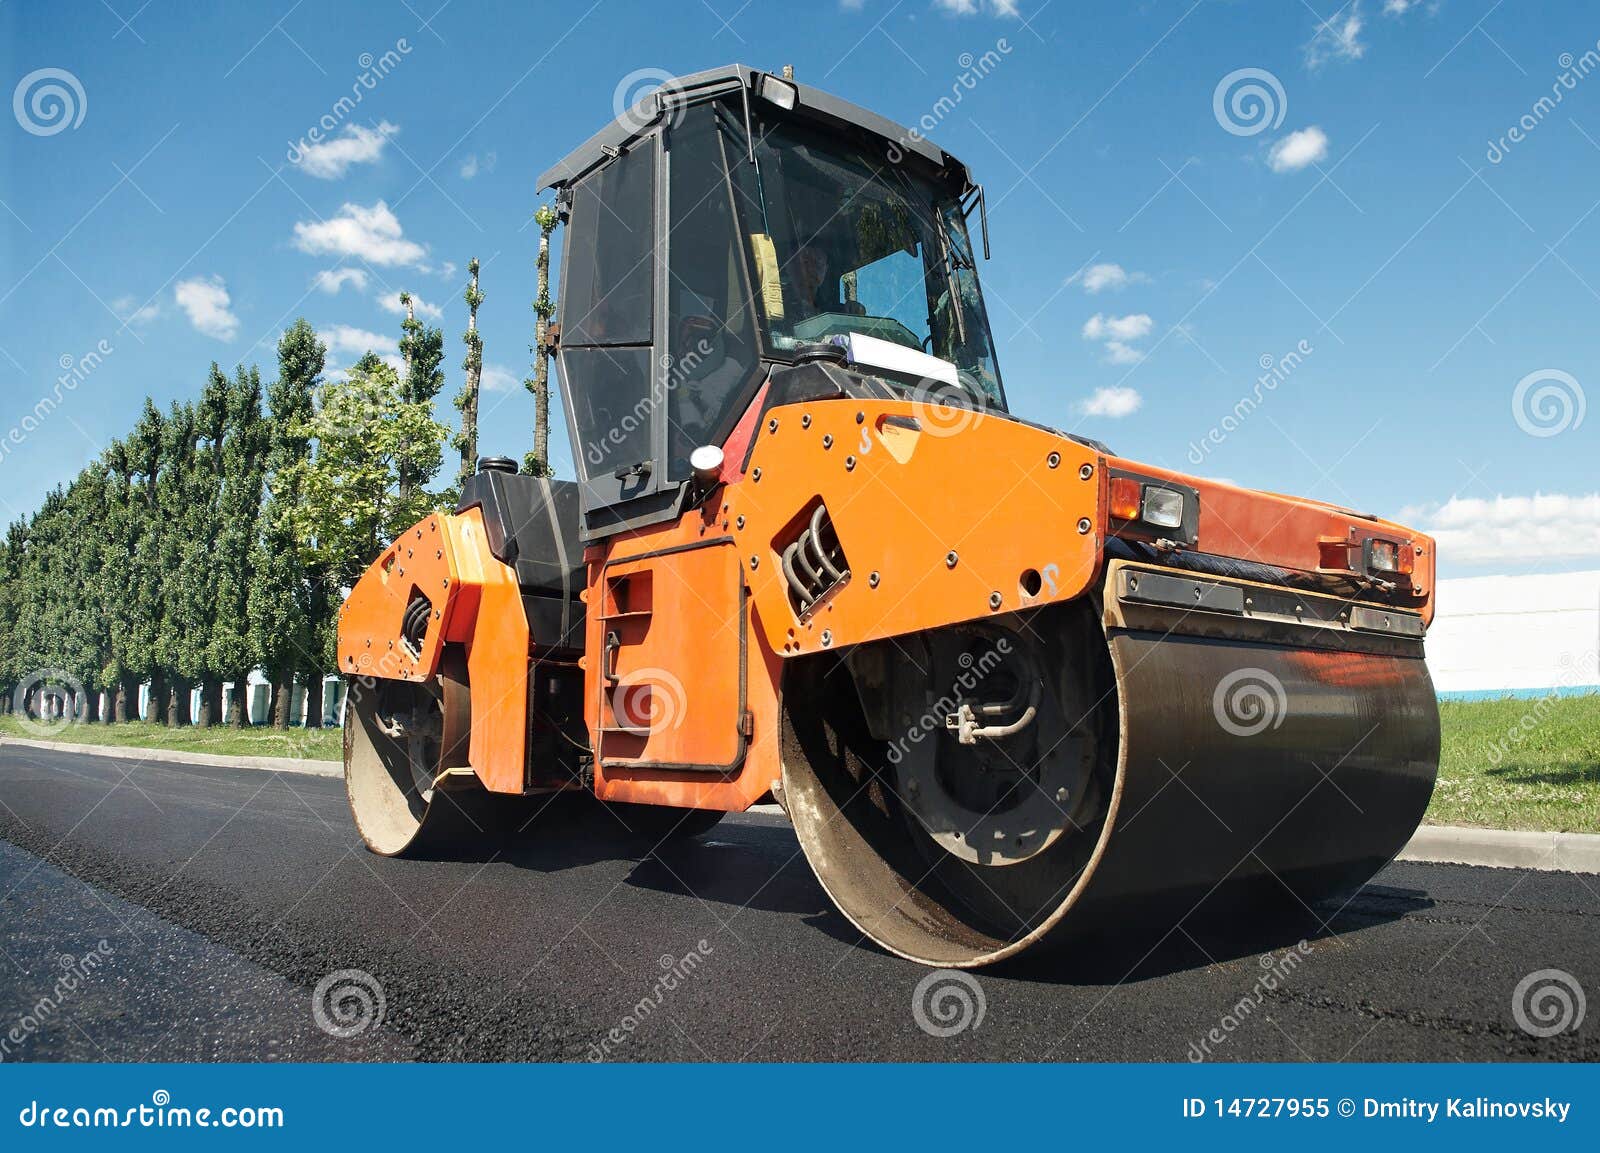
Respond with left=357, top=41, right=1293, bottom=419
left=1, top=742, right=1596, bottom=1062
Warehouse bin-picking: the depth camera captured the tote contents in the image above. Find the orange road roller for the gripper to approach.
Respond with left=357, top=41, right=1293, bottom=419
left=337, top=65, right=1439, bottom=968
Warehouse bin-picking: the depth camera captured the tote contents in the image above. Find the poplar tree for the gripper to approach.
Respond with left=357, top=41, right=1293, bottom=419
left=397, top=292, right=446, bottom=504
left=526, top=204, right=559, bottom=478
left=98, top=440, right=142, bottom=722
left=213, top=366, right=268, bottom=727
left=128, top=400, right=167, bottom=724
left=155, top=400, right=198, bottom=726
left=456, top=258, right=484, bottom=488
left=186, top=368, right=230, bottom=726
left=250, top=319, right=323, bottom=728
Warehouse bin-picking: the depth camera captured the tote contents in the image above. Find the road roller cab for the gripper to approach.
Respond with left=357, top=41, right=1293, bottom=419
left=337, top=64, right=1441, bottom=968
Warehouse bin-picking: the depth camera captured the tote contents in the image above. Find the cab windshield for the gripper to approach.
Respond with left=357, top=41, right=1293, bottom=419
left=733, top=116, right=1005, bottom=407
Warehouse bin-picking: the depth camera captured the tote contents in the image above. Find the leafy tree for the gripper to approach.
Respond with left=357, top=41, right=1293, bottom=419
left=98, top=439, right=142, bottom=722
left=455, top=258, right=484, bottom=490
left=250, top=319, right=323, bottom=729
left=281, top=357, right=449, bottom=597
left=526, top=204, right=559, bottom=477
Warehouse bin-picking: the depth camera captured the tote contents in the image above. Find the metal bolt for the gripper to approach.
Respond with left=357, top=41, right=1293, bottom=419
left=801, top=414, right=812, bottom=429
left=869, top=571, right=881, bottom=588
left=820, top=629, right=833, bottom=647
left=1047, top=452, right=1060, bottom=469
left=845, top=455, right=856, bottom=471
left=736, top=515, right=746, bottom=529
left=768, top=417, right=779, bottom=432
left=989, top=591, right=1003, bottom=610
left=856, top=411, right=866, bottom=424
left=1055, top=787, right=1069, bottom=804
left=822, top=434, right=834, bottom=449
left=906, top=779, right=920, bottom=797
left=1077, top=518, right=1092, bottom=535
left=946, top=550, right=959, bottom=568
left=1078, top=463, right=1093, bottom=481
left=750, top=556, right=760, bottom=570
left=752, top=467, right=762, bottom=482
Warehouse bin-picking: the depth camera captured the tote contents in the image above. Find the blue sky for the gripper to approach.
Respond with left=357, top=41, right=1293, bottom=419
left=3, top=0, right=1597, bottom=579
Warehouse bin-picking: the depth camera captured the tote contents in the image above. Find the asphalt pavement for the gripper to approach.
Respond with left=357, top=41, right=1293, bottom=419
left=1, top=743, right=1595, bottom=1062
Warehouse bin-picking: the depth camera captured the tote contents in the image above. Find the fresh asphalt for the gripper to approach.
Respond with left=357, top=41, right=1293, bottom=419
left=0, top=743, right=1595, bottom=1062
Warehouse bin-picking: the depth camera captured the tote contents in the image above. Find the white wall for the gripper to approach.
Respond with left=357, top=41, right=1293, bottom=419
left=1426, top=570, right=1600, bottom=697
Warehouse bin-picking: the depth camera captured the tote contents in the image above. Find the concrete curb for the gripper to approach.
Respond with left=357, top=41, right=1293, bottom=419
left=4, top=736, right=1597, bottom=872
left=0, top=735, right=340, bottom=779
left=1399, top=824, right=1600, bottom=873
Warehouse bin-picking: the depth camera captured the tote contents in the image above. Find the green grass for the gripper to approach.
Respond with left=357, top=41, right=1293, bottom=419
left=4, top=698, right=1598, bottom=833
left=1430, top=695, right=1600, bottom=834
left=0, top=715, right=341, bottom=762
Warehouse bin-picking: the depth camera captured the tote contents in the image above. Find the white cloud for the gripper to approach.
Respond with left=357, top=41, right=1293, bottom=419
left=1306, top=2, right=1365, bottom=67
left=312, top=268, right=369, bottom=294
left=934, top=0, right=1020, bottom=15
left=112, top=294, right=159, bottom=326
left=1103, top=341, right=1145, bottom=365
left=1078, top=386, right=1143, bottom=418
left=459, top=151, right=497, bottom=180
left=1268, top=126, right=1329, bottom=173
left=1075, top=262, right=1144, bottom=294
left=1413, top=493, right=1600, bottom=566
left=293, top=201, right=427, bottom=268
left=174, top=276, right=239, bottom=341
left=377, top=290, right=443, bottom=321
left=293, top=121, right=398, bottom=179
left=482, top=363, right=522, bottom=392
left=1082, top=313, right=1152, bottom=342
left=319, top=324, right=398, bottom=359
left=1383, top=0, right=1419, bottom=13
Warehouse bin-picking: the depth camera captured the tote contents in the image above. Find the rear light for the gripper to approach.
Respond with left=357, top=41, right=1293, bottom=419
left=1142, top=487, right=1185, bottom=530
left=1107, top=472, right=1197, bottom=544
left=1362, top=537, right=1414, bottom=578
left=1109, top=477, right=1142, bottom=521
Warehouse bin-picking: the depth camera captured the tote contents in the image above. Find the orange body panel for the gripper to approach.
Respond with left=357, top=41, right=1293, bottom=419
left=1106, top=458, right=1437, bottom=625
left=583, top=508, right=781, bottom=812
left=338, top=508, right=530, bottom=793
left=728, top=397, right=1106, bottom=656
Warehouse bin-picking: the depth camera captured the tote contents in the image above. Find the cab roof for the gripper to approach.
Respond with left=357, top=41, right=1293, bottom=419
left=536, top=63, right=974, bottom=193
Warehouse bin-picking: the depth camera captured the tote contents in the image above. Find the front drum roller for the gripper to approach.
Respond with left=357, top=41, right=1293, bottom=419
left=345, top=648, right=490, bottom=856
left=781, top=601, right=1439, bottom=968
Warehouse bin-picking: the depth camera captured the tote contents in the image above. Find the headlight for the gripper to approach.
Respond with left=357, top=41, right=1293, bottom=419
left=1142, top=487, right=1185, bottom=530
